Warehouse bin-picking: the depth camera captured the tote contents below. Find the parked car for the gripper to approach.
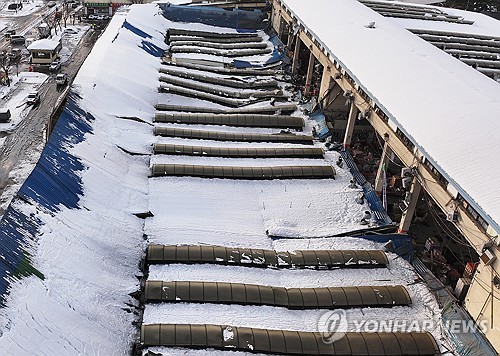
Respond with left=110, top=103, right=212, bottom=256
left=47, top=1, right=56, bottom=7
left=9, top=35, right=25, bottom=44
left=64, top=28, right=78, bottom=35
left=49, top=60, right=61, bottom=71
left=8, top=48, right=22, bottom=60
left=7, top=3, right=22, bottom=10
left=56, top=73, right=68, bottom=85
left=0, top=108, right=11, bottom=123
left=26, top=92, right=40, bottom=106
left=5, top=29, right=16, bottom=39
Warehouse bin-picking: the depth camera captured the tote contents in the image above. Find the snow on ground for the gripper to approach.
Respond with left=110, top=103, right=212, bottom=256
left=0, top=1, right=54, bottom=46
left=0, top=3, right=452, bottom=355
left=0, top=72, right=48, bottom=166
left=0, top=137, right=43, bottom=213
left=58, top=25, right=90, bottom=64
left=0, top=72, right=47, bottom=134
left=0, top=0, right=44, bottom=18
left=0, top=23, right=88, bottom=217
left=0, top=22, right=88, bottom=140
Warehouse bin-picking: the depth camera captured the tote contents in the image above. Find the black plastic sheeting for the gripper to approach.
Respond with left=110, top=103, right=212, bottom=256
left=169, top=28, right=260, bottom=39
left=359, top=0, right=474, bottom=24
left=159, top=76, right=284, bottom=99
left=170, top=40, right=269, bottom=50
left=144, top=281, right=412, bottom=308
left=154, top=103, right=297, bottom=115
left=169, top=35, right=263, bottom=44
left=151, top=164, right=335, bottom=180
left=409, top=28, right=500, bottom=45
left=140, top=324, right=440, bottom=355
left=153, top=127, right=313, bottom=144
left=159, top=83, right=253, bottom=107
left=153, top=113, right=304, bottom=129
left=146, top=245, right=388, bottom=268
left=169, top=45, right=272, bottom=57
left=160, top=4, right=268, bottom=31
left=153, top=144, right=324, bottom=158
left=159, top=66, right=278, bottom=89
left=160, top=61, right=276, bottom=76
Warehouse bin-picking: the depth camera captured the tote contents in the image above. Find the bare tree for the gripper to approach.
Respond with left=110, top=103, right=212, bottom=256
left=54, top=8, right=63, bottom=33
left=62, top=3, right=71, bottom=28
left=0, top=52, right=11, bottom=87
left=42, top=14, right=56, bottom=36
left=45, top=8, right=63, bottom=35
left=10, top=52, right=21, bottom=77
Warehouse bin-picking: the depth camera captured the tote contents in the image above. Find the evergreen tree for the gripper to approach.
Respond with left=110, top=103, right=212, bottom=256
left=444, top=0, right=499, bottom=12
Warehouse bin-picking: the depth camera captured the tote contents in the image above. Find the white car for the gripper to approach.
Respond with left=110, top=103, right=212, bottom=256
left=26, top=92, right=40, bottom=106
left=56, top=73, right=68, bottom=85
left=49, top=60, right=61, bottom=71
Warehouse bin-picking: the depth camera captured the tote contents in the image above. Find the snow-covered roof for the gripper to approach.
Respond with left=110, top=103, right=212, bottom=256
left=0, top=3, right=452, bottom=354
left=282, top=0, right=500, bottom=232
left=27, top=38, right=60, bottom=51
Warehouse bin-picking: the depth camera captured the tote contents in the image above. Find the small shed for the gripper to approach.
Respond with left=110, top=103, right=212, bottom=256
left=27, top=38, right=62, bottom=64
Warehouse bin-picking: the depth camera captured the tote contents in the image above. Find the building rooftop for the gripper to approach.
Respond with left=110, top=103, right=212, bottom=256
left=282, top=0, right=500, bottom=233
left=27, top=38, right=60, bottom=51
left=0, top=2, right=451, bottom=354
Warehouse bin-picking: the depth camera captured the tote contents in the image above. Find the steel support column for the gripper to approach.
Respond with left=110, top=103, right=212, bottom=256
left=374, top=141, right=391, bottom=194
left=304, top=50, right=315, bottom=96
left=291, top=36, right=301, bottom=75
left=398, top=178, right=422, bottom=233
left=343, top=102, right=358, bottom=147
left=318, top=66, right=333, bottom=104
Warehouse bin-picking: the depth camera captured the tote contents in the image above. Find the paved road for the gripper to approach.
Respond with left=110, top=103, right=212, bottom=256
left=0, top=5, right=55, bottom=51
left=0, top=28, right=100, bottom=216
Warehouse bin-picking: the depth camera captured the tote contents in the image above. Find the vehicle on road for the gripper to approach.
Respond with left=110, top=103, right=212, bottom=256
left=47, top=1, right=56, bottom=7
left=0, top=108, right=11, bottom=123
left=49, top=60, right=61, bottom=71
left=56, top=73, right=68, bottom=85
left=64, top=28, right=78, bottom=35
left=10, top=35, right=26, bottom=44
left=9, top=48, right=22, bottom=60
left=7, top=3, right=22, bottom=11
left=5, top=29, right=16, bottom=39
left=26, top=92, right=40, bottom=106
